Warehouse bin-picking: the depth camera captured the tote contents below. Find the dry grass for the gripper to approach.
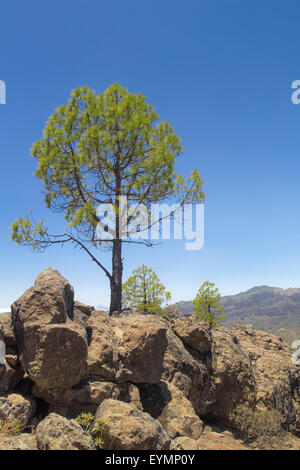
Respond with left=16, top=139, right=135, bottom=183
left=0, top=418, right=23, bottom=435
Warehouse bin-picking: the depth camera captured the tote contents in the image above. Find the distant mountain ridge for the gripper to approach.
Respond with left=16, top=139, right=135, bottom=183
left=173, top=286, right=300, bottom=345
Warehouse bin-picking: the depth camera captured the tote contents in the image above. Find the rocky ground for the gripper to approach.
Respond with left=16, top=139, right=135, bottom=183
left=0, top=268, right=299, bottom=450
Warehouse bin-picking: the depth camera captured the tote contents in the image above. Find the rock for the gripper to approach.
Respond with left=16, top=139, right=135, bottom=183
left=74, top=301, right=95, bottom=317
left=93, top=399, right=170, bottom=450
left=0, top=361, right=24, bottom=393
left=5, top=353, right=19, bottom=368
left=87, top=312, right=168, bottom=384
left=111, top=313, right=168, bottom=383
left=140, top=382, right=203, bottom=440
left=87, top=312, right=117, bottom=380
left=0, top=393, right=36, bottom=432
left=36, top=380, right=142, bottom=417
left=162, top=329, right=215, bottom=416
left=36, top=413, right=94, bottom=450
left=11, top=268, right=88, bottom=392
left=157, top=383, right=203, bottom=439
left=0, top=433, right=38, bottom=450
left=197, top=425, right=249, bottom=450
left=12, top=268, right=74, bottom=327
left=0, top=314, right=16, bottom=346
left=73, top=302, right=96, bottom=329
left=170, top=436, right=202, bottom=450
left=171, top=315, right=212, bottom=354
left=209, top=327, right=256, bottom=423
left=232, top=325, right=300, bottom=429
left=25, top=323, right=87, bottom=391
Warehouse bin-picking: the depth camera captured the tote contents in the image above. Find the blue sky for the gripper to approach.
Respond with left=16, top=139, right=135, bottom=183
left=1, top=0, right=300, bottom=309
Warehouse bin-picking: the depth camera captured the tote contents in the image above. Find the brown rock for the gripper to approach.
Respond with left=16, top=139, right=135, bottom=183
left=87, top=312, right=117, bottom=380
left=11, top=268, right=88, bottom=392
left=139, top=382, right=203, bottom=440
left=232, top=325, right=300, bottom=429
left=12, top=267, right=74, bottom=328
left=0, top=393, right=36, bottom=432
left=0, top=361, right=24, bottom=393
left=111, top=313, right=168, bottom=383
left=156, top=383, right=203, bottom=440
left=87, top=312, right=168, bottom=384
left=0, top=314, right=16, bottom=346
left=171, top=315, right=212, bottom=354
left=209, top=327, right=256, bottom=423
left=74, top=301, right=95, bottom=317
left=0, top=433, right=38, bottom=450
left=35, top=380, right=142, bottom=417
left=162, top=329, right=215, bottom=416
left=93, top=399, right=170, bottom=450
left=170, top=436, right=202, bottom=450
left=36, top=413, right=94, bottom=450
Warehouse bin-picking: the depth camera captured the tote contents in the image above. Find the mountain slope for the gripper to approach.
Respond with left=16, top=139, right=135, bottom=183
left=173, top=286, right=300, bottom=344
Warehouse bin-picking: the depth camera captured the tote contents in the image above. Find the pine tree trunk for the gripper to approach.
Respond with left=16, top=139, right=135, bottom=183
left=109, top=158, right=123, bottom=315
left=109, top=237, right=123, bottom=315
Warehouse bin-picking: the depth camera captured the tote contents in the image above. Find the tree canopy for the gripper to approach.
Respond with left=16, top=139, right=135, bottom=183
left=192, top=281, right=226, bottom=328
left=122, top=265, right=171, bottom=316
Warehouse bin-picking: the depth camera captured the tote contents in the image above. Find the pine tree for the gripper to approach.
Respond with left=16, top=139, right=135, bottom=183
left=122, top=265, right=171, bottom=316
left=11, top=84, right=204, bottom=314
left=193, top=281, right=226, bottom=327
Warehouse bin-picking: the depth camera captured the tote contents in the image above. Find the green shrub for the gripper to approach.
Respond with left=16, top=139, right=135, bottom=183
left=230, top=404, right=285, bottom=448
left=75, top=413, right=110, bottom=450
left=75, top=412, right=94, bottom=432
left=92, top=418, right=110, bottom=449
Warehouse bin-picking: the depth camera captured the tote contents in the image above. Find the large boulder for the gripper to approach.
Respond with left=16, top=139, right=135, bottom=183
left=139, top=382, right=203, bottom=440
left=87, top=312, right=168, bottom=384
left=12, top=268, right=74, bottom=327
left=209, top=327, right=256, bottom=423
left=86, top=312, right=117, bottom=380
left=36, top=413, right=94, bottom=450
left=171, top=315, right=212, bottom=354
left=92, top=399, right=171, bottom=450
left=0, top=393, right=36, bottom=432
left=11, top=268, right=88, bottom=392
left=34, top=379, right=142, bottom=417
left=162, top=329, right=215, bottom=416
left=232, top=325, right=300, bottom=430
left=156, top=383, right=203, bottom=440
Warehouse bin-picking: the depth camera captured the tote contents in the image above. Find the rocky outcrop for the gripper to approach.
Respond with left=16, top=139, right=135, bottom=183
left=93, top=399, right=170, bottom=450
left=35, top=413, right=95, bottom=450
left=209, top=327, right=256, bottom=423
left=171, top=315, right=212, bottom=354
left=162, top=328, right=215, bottom=416
left=11, top=268, right=88, bottom=392
left=138, top=382, right=203, bottom=439
left=87, top=311, right=168, bottom=384
left=156, top=383, right=203, bottom=439
left=0, top=268, right=299, bottom=450
left=36, top=380, right=142, bottom=417
left=232, top=325, right=300, bottom=432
